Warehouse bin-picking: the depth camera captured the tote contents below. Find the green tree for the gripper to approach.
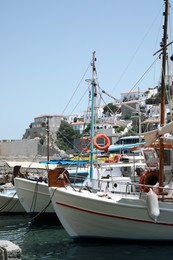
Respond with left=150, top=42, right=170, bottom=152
left=83, top=123, right=90, bottom=135
left=56, top=121, right=81, bottom=151
left=113, top=126, right=125, bottom=133
left=103, top=103, right=118, bottom=116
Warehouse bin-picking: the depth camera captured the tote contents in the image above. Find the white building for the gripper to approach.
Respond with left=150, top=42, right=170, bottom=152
left=143, top=87, right=158, bottom=99
left=83, top=106, right=104, bottom=124
left=148, top=105, right=160, bottom=119
left=63, top=114, right=84, bottom=124
left=33, top=114, right=64, bottom=133
left=120, top=90, right=144, bottom=102
left=70, top=122, right=87, bottom=134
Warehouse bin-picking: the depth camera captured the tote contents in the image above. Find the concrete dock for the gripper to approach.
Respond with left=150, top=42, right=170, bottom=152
left=0, top=240, right=21, bottom=260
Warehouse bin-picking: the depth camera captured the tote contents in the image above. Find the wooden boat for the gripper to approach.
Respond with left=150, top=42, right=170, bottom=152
left=49, top=1, right=173, bottom=240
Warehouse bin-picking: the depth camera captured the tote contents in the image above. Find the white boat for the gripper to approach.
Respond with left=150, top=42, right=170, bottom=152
left=14, top=164, right=88, bottom=215
left=49, top=2, right=173, bottom=241
left=7, top=162, right=56, bottom=215
left=14, top=158, right=146, bottom=216
left=0, top=183, right=25, bottom=213
left=49, top=183, right=173, bottom=240
left=49, top=145, right=173, bottom=240
left=0, top=161, right=55, bottom=214
left=14, top=177, right=55, bottom=214
left=0, top=161, right=25, bottom=214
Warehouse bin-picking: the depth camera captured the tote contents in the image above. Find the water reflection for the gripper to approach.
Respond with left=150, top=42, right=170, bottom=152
left=1, top=215, right=173, bottom=260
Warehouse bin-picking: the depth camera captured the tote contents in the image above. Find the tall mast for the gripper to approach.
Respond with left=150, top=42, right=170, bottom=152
left=46, top=117, right=50, bottom=163
left=159, top=0, right=169, bottom=190
left=89, top=51, right=97, bottom=180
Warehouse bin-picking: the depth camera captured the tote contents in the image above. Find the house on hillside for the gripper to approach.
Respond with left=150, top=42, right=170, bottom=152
left=70, top=122, right=87, bottom=134
left=120, top=89, right=144, bottom=102
left=83, top=105, right=104, bottom=123
left=64, top=114, right=84, bottom=124
left=23, top=114, right=64, bottom=139
left=121, top=100, right=139, bottom=120
left=143, top=87, right=158, bottom=99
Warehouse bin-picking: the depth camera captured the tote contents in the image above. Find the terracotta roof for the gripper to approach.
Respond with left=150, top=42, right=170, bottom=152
left=141, top=119, right=160, bottom=124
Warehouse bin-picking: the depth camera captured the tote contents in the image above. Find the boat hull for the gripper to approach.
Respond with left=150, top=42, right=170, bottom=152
left=49, top=187, right=173, bottom=240
left=14, top=168, right=90, bottom=215
left=0, top=189, right=25, bottom=213
left=14, top=178, right=55, bottom=214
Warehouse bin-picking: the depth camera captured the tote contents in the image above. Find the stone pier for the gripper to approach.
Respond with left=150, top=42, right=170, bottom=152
left=0, top=240, right=21, bottom=260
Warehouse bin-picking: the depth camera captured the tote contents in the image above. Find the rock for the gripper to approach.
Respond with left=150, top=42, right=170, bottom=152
left=0, top=240, right=21, bottom=260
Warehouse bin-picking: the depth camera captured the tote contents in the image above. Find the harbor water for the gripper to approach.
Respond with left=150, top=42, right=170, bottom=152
left=0, top=214, right=173, bottom=260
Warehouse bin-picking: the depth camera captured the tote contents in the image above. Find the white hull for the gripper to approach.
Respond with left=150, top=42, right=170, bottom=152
left=14, top=178, right=55, bottom=214
left=14, top=164, right=138, bottom=215
left=14, top=167, right=91, bottom=214
left=0, top=189, right=25, bottom=213
left=49, top=186, right=173, bottom=240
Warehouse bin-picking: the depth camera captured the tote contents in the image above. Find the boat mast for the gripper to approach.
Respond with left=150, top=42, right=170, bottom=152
left=159, top=0, right=169, bottom=190
left=46, top=117, right=50, bottom=163
left=89, top=51, right=97, bottom=180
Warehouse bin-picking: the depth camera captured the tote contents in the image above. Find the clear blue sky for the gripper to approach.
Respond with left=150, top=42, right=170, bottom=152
left=0, top=0, right=172, bottom=140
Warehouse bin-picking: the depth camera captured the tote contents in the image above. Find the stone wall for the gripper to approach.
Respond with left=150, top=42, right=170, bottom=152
left=0, top=139, right=61, bottom=159
left=0, top=139, right=38, bottom=157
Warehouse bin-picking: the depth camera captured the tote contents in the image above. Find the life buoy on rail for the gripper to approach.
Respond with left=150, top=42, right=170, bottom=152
left=105, top=154, right=120, bottom=163
left=93, top=134, right=110, bottom=151
left=139, top=170, right=159, bottom=192
left=78, top=137, right=90, bottom=152
left=48, top=168, right=70, bottom=188
left=113, top=154, right=121, bottom=163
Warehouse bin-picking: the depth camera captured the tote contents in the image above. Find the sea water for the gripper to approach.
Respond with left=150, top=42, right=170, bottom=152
left=0, top=214, right=173, bottom=260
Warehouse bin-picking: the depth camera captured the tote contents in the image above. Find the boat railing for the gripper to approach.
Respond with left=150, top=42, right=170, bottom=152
left=79, top=177, right=173, bottom=198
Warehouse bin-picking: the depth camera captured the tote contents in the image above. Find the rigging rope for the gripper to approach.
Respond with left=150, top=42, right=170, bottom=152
left=110, top=3, right=164, bottom=97
left=61, top=62, right=91, bottom=115
left=0, top=191, right=18, bottom=212
left=30, top=181, right=39, bottom=213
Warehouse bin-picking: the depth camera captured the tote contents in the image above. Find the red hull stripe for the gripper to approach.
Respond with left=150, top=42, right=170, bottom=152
left=56, top=201, right=173, bottom=226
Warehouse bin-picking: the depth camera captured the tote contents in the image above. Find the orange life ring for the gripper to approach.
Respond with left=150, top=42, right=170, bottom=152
left=139, top=170, right=159, bottom=192
left=113, top=154, right=121, bottom=163
left=93, top=134, right=110, bottom=151
left=78, top=137, right=90, bottom=152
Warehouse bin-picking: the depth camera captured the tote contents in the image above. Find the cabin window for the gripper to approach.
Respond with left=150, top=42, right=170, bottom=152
left=144, top=150, right=155, bottom=161
left=156, top=149, right=171, bottom=166
left=143, top=150, right=159, bottom=167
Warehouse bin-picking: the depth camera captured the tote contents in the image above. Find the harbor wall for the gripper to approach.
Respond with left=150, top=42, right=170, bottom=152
left=0, top=139, right=60, bottom=159
left=0, top=139, right=38, bottom=157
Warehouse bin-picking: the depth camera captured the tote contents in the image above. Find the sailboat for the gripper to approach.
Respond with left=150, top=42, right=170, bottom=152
left=14, top=63, right=147, bottom=218
left=14, top=149, right=146, bottom=216
left=48, top=0, right=173, bottom=240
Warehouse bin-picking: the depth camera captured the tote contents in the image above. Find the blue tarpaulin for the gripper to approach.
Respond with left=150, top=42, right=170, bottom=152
left=39, top=159, right=89, bottom=165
